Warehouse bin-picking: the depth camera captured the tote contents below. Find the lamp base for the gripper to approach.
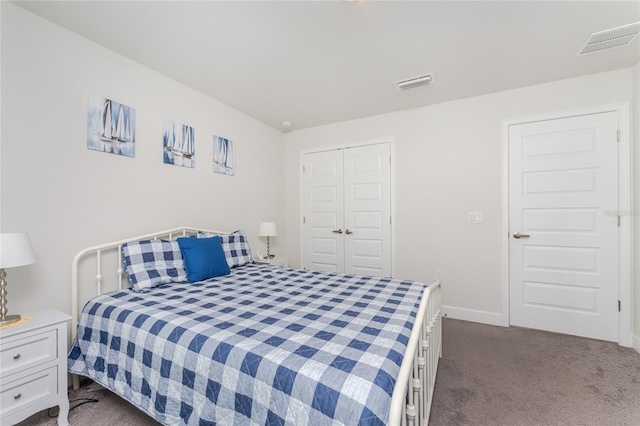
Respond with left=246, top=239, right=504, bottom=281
left=0, top=314, right=21, bottom=326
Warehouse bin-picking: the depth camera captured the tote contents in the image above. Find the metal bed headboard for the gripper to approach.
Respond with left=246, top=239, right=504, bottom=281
left=70, top=226, right=229, bottom=390
left=70, top=226, right=229, bottom=341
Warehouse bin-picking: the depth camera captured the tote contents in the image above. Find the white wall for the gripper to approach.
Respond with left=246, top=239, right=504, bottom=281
left=284, top=68, right=634, bottom=326
left=0, top=3, right=284, bottom=316
left=2, top=3, right=637, bottom=346
left=633, top=60, right=640, bottom=352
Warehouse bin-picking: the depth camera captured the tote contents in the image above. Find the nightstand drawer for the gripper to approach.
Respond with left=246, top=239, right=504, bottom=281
left=0, top=330, right=57, bottom=377
left=0, top=366, right=58, bottom=418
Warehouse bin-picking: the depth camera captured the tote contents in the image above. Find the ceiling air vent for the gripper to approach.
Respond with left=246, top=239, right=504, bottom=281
left=578, top=22, right=640, bottom=56
left=394, top=73, right=435, bottom=91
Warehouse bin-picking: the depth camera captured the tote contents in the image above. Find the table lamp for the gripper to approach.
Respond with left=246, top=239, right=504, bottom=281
left=258, top=222, right=277, bottom=259
left=0, top=233, right=36, bottom=325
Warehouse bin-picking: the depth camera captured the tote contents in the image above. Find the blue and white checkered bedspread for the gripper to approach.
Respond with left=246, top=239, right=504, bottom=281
left=68, top=264, right=427, bottom=425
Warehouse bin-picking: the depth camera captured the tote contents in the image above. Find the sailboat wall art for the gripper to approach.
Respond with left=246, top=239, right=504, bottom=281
left=87, top=95, right=136, bottom=157
left=163, top=120, right=195, bottom=168
left=212, top=135, right=235, bottom=176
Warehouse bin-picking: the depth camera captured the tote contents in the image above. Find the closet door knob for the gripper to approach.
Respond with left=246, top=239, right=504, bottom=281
left=332, top=229, right=343, bottom=234
left=345, top=229, right=353, bottom=235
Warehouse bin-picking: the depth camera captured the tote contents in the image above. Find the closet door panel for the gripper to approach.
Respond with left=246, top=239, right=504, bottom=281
left=302, top=150, right=345, bottom=272
left=344, top=144, right=391, bottom=277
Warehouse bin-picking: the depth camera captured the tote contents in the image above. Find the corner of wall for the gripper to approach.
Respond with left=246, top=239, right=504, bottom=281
left=633, top=60, right=640, bottom=352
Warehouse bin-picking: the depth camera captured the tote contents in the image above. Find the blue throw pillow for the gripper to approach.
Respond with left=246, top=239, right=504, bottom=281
left=177, top=236, right=230, bottom=282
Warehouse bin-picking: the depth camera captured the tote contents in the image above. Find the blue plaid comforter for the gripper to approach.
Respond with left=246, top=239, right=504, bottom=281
left=68, top=264, right=427, bottom=425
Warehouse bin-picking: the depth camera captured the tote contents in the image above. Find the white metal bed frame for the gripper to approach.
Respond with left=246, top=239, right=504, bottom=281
left=70, top=226, right=442, bottom=426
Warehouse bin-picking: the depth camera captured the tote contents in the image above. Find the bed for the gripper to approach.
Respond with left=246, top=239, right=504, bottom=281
left=68, top=227, right=441, bottom=426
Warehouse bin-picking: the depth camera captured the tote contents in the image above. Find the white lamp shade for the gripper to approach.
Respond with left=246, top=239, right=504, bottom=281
left=258, top=222, right=277, bottom=237
left=0, top=233, right=36, bottom=268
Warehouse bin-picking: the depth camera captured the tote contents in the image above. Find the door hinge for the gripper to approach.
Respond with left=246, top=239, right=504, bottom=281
left=389, top=156, right=391, bottom=165
left=617, top=129, right=620, bottom=142
left=303, top=216, right=306, bottom=224
left=618, top=215, right=621, bottom=227
left=390, top=216, right=392, bottom=225
left=302, top=165, right=305, bottom=173
left=618, top=300, right=621, bottom=312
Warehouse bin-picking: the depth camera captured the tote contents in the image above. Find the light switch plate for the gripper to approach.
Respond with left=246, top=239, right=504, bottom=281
left=468, top=211, right=483, bottom=224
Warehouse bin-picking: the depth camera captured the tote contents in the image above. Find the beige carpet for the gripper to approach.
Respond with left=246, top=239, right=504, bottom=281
left=17, top=318, right=640, bottom=425
left=429, top=319, right=640, bottom=425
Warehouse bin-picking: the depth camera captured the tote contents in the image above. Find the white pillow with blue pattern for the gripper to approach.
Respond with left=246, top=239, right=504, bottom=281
left=122, top=239, right=188, bottom=292
left=198, top=230, right=253, bottom=268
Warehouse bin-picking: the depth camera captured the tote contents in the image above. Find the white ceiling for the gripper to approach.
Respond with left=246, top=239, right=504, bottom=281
left=12, top=1, right=640, bottom=131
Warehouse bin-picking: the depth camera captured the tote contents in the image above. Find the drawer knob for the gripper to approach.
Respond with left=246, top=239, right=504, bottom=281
left=14, top=393, right=22, bottom=400
left=13, top=353, right=21, bottom=360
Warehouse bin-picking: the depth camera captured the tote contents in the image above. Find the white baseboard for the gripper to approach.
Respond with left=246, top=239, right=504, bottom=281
left=633, top=333, right=640, bottom=354
left=443, top=307, right=640, bottom=350
left=442, top=305, right=504, bottom=327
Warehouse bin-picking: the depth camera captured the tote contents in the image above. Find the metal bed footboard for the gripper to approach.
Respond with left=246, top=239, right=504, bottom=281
left=389, top=280, right=442, bottom=426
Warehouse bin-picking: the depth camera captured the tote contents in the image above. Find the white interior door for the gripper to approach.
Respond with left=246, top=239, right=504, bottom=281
left=302, top=149, right=344, bottom=273
left=344, top=144, right=392, bottom=277
left=509, top=111, right=619, bottom=342
left=302, top=142, right=392, bottom=277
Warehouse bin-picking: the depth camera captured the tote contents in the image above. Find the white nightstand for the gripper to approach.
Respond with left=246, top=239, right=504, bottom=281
left=0, top=309, right=71, bottom=426
left=255, top=257, right=289, bottom=268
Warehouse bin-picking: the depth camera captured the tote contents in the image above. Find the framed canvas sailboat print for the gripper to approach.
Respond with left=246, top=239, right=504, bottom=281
left=87, top=95, right=136, bottom=157
left=163, top=120, right=195, bottom=168
left=212, top=135, right=234, bottom=176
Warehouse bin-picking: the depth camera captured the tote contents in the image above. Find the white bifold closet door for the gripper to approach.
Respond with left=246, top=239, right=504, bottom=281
left=302, top=143, right=392, bottom=277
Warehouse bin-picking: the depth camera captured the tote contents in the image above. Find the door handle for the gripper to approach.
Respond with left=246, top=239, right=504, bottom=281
left=345, top=229, right=353, bottom=235
left=513, top=232, right=530, bottom=239
left=332, top=229, right=343, bottom=234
